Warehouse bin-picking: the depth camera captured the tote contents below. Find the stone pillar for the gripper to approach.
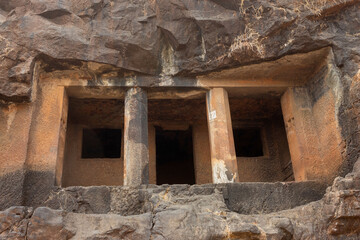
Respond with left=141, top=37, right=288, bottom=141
left=281, top=87, right=320, bottom=181
left=206, top=88, right=239, bottom=183
left=24, top=83, right=68, bottom=206
left=124, top=87, right=149, bottom=185
left=0, top=103, right=34, bottom=209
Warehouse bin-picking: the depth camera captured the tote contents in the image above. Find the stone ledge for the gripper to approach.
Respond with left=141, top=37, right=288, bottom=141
left=1, top=173, right=359, bottom=239
left=42, top=181, right=326, bottom=215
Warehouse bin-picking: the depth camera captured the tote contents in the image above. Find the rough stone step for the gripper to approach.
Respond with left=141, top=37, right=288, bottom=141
left=42, top=181, right=326, bottom=215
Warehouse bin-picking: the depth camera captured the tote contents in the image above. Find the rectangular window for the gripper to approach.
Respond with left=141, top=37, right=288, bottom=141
left=233, top=128, right=264, bottom=157
left=81, top=128, right=121, bottom=158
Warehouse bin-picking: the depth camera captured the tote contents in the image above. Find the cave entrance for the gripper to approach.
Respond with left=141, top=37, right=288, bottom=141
left=61, top=98, right=124, bottom=187
left=155, top=127, right=196, bottom=185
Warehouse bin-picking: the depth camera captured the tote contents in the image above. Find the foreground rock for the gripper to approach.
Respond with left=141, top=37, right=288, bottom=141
left=1, top=167, right=360, bottom=239
left=41, top=181, right=326, bottom=215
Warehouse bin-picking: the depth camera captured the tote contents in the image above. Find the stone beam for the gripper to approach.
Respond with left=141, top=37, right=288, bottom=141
left=206, top=88, right=239, bottom=183
left=124, top=87, right=149, bottom=185
left=56, top=77, right=303, bottom=89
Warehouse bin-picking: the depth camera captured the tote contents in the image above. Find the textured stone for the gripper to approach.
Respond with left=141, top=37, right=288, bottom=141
left=0, top=171, right=25, bottom=210
left=1, top=0, right=360, bottom=239
left=0, top=168, right=360, bottom=239
left=0, top=206, right=32, bottom=239
left=225, top=181, right=327, bottom=214
left=40, top=182, right=326, bottom=215
left=44, top=186, right=111, bottom=214
left=64, top=212, right=152, bottom=240
left=124, top=87, right=149, bottom=186
left=27, top=207, right=74, bottom=240
left=1, top=0, right=359, bottom=101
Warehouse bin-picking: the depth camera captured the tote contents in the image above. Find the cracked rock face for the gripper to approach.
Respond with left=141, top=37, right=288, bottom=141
left=41, top=182, right=326, bottom=215
left=1, top=0, right=360, bottom=101
left=1, top=164, right=360, bottom=239
left=1, top=0, right=360, bottom=239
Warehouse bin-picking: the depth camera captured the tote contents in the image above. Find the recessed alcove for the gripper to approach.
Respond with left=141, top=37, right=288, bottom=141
left=229, top=97, right=293, bottom=182
left=148, top=98, right=209, bottom=185
left=61, top=98, right=124, bottom=187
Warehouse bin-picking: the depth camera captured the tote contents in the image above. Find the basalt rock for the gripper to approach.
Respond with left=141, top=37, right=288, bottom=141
left=0, top=0, right=359, bottom=101
left=1, top=165, right=360, bottom=239
left=41, top=182, right=326, bottom=215
left=1, top=0, right=360, bottom=239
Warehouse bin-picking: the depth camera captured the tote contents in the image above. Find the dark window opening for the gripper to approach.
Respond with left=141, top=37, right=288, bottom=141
left=81, top=128, right=121, bottom=158
left=233, top=128, right=264, bottom=157
left=156, top=127, right=195, bottom=185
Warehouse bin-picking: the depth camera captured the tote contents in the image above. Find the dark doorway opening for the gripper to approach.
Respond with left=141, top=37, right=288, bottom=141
left=156, top=127, right=195, bottom=185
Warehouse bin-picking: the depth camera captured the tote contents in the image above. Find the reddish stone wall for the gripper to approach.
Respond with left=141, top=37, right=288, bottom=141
left=0, top=48, right=354, bottom=209
left=236, top=116, right=292, bottom=182
left=0, top=103, right=33, bottom=208
left=281, top=57, right=344, bottom=183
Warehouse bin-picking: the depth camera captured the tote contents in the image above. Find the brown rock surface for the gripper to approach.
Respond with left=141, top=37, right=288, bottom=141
left=1, top=0, right=359, bottom=101
left=1, top=0, right=360, bottom=239
left=0, top=163, right=360, bottom=239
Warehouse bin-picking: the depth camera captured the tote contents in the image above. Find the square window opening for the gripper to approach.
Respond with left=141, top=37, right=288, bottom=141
left=81, top=128, right=122, bottom=158
left=233, top=128, right=264, bottom=157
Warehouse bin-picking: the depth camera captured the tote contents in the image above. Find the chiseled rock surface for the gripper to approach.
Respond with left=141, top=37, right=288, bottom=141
left=1, top=166, right=360, bottom=239
left=41, top=181, right=326, bottom=215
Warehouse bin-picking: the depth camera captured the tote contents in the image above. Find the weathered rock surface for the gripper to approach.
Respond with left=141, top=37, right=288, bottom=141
left=1, top=0, right=360, bottom=101
left=42, top=181, right=326, bottom=215
left=1, top=164, right=360, bottom=239
left=1, top=0, right=359, bottom=181
left=0, top=206, right=32, bottom=239
left=1, top=0, right=360, bottom=239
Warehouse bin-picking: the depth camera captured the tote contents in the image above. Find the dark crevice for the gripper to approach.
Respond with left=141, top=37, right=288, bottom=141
left=38, top=9, right=72, bottom=19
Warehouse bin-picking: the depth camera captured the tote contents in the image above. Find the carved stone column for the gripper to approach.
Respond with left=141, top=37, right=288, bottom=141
left=124, top=87, right=149, bottom=185
left=206, top=88, right=239, bottom=183
left=281, top=87, right=320, bottom=181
